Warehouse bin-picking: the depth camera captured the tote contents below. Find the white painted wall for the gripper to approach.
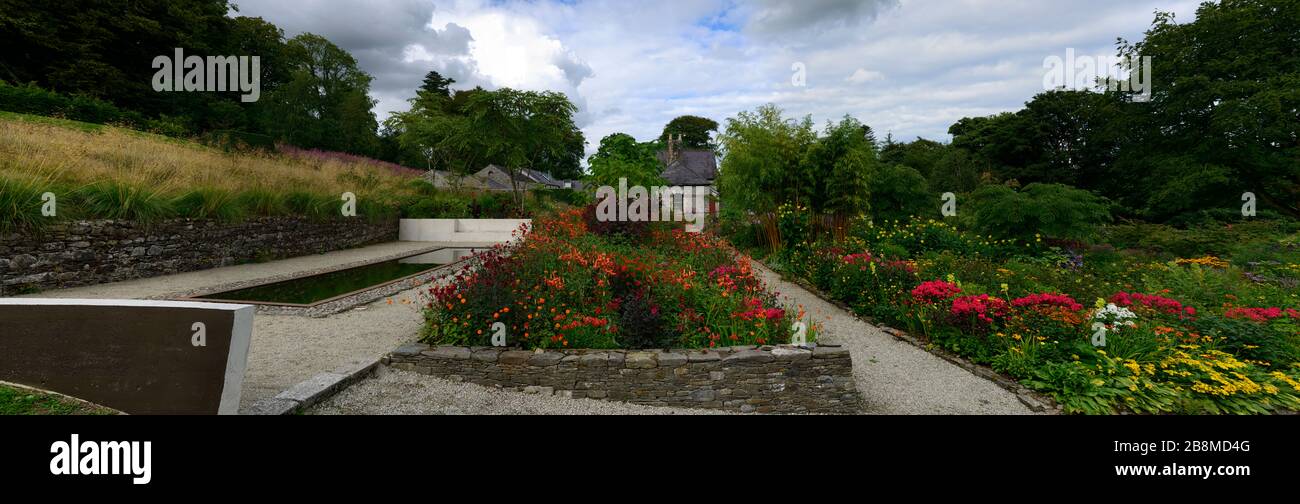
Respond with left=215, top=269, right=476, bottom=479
left=399, top=219, right=531, bottom=243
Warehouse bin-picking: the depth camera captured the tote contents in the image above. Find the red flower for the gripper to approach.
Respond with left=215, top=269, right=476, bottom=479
left=1225, top=306, right=1296, bottom=322
left=911, top=280, right=962, bottom=304
left=950, top=294, right=1009, bottom=325
left=1011, top=293, right=1083, bottom=312
left=1110, top=292, right=1195, bottom=317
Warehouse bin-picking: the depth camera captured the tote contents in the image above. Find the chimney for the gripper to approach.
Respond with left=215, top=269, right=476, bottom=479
left=669, top=134, right=683, bottom=164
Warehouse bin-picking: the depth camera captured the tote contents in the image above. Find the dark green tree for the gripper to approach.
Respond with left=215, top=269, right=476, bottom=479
left=263, top=33, right=379, bottom=155
left=660, top=115, right=720, bottom=149
left=586, top=133, right=665, bottom=189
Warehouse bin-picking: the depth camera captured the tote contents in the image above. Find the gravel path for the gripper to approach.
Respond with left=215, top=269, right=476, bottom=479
left=238, top=294, right=428, bottom=411
left=752, top=261, right=1036, bottom=415
left=13, top=241, right=466, bottom=412
left=309, top=368, right=728, bottom=415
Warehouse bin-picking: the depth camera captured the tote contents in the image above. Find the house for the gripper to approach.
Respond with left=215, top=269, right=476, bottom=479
left=422, top=170, right=487, bottom=191
left=656, top=134, right=719, bottom=214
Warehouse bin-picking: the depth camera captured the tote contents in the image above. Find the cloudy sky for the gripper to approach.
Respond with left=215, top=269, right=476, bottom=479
left=230, top=0, right=1201, bottom=156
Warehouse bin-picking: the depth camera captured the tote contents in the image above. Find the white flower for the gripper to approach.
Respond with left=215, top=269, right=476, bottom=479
left=1093, top=303, right=1137, bottom=327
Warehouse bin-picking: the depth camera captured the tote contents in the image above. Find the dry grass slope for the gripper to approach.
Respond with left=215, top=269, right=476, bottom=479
left=0, top=113, right=423, bottom=228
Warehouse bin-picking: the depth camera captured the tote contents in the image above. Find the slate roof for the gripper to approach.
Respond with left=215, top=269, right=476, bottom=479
left=656, top=149, right=718, bottom=186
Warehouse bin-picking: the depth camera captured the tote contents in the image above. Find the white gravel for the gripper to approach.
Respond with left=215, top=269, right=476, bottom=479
left=309, top=368, right=729, bottom=415
left=752, top=261, right=1036, bottom=415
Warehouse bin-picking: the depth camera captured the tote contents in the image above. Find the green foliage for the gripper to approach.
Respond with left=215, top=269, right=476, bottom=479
left=927, top=148, right=988, bottom=194
left=942, top=2, right=1300, bottom=222
left=0, top=2, right=417, bottom=163
left=660, top=115, right=719, bottom=149
left=717, top=104, right=816, bottom=217
left=801, top=116, right=877, bottom=217
left=0, top=81, right=148, bottom=131
left=263, top=33, right=380, bottom=156
left=966, top=183, right=1111, bottom=242
left=236, top=189, right=287, bottom=217
left=867, top=163, right=931, bottom=223
left=585, top=133, right=665, bottom=190
left=0, top=174, right=54, bottom=232
left=73, top=181, right=172, bottom=223
left=172, top=188, right=244, bottom=221
left=0, top=385, right=116, bottom=415
left=389, top=86, right=585, bottom=201
left=880, top=136, right=948, bottom=179
left=422, top=210, right=809, bottom=350
left=283, top=191, right=334, bottom=220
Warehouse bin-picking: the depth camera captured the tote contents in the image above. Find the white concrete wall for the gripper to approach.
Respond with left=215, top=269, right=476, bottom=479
left=399, top=219, right=531, bottom=243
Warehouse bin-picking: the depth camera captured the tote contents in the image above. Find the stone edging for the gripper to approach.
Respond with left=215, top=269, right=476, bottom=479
left=384, top=344, right=862, bottom=414
left=753, top=259, right=1062, bottom=414
left=244, top=359, right=382, bottom=415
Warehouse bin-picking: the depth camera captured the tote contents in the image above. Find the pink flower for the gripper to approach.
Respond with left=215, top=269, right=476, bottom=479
left=950, top=294, right=1009, bottom=325
left=1110, top=292, right=1195, bottom=317
left=842, top=253, right=875, bottom=265
left=1225, top=306, right=1296, bottom=322
left=1011, top=293, right=1083, bottom=312
left=911, top=280, right=962, bottom=304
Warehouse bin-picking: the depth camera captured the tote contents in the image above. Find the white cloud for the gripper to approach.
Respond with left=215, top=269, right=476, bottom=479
left=847, top=68, right=885, bottom=84
left=231, top=0, right=1205, bottom=159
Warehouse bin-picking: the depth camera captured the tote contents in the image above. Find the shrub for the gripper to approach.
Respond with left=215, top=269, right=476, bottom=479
left=0, top=81, right=146, bottom=129
left=966, top=183, right=1111, bottom=242
left=868, top=163, right=932, bottom=222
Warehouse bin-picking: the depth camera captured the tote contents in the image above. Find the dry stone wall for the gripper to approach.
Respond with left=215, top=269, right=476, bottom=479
left=385, top=344, right=861, bottom=414
left=0, top=217, right=397, bottom=294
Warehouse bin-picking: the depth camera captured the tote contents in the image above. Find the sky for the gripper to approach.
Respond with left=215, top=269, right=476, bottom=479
left=229, top=0, right=1202, bottom=156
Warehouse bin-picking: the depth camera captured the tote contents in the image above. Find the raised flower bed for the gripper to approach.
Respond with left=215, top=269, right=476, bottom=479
left=406, top=208, right=859, bottom=413
left=420, top=208, right=817, bottom=350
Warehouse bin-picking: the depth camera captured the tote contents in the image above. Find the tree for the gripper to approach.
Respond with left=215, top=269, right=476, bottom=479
left=1117, top=0, right=1300, bottom=219
left=717, top=104, right=814, bottom=248
left=263, top=33, right=380, bottom=156
left=880, top=137, right=948, bottom=179
left=928, top=148, right=989, bottom=195
left=800, top=116, right=877, bottom=232
left=455, top=88, right=584, bottom=205
left=868, top=164, right=932, bottom=223
left=660, top=115, right=720, bottom=149
left=943, top=1, right=1300, bottom=222
left=966, top=183, right=1111, bottom=242
left=586, top=133, right=664, bottom=189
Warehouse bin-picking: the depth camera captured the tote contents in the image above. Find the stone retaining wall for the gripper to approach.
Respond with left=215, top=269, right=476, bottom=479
left=384, top=344, right=861, bottom=414
left=0, top=217, right=397, bottom=295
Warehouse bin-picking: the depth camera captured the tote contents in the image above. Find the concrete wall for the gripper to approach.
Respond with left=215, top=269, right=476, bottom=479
left=385, top=344, right=861, bottom=414
left=398, top=219, right=530, bottom=243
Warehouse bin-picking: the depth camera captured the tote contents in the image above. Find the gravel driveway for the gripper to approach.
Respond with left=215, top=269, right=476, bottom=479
left=752, top=261, right=1036, bottom=415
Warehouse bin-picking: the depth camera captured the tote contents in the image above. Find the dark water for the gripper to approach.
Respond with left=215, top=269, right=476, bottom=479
left=198, top=248, right=478, bottom=305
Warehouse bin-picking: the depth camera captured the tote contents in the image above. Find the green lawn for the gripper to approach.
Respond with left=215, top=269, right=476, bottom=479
left=0, top=384, right=118, bottom=415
